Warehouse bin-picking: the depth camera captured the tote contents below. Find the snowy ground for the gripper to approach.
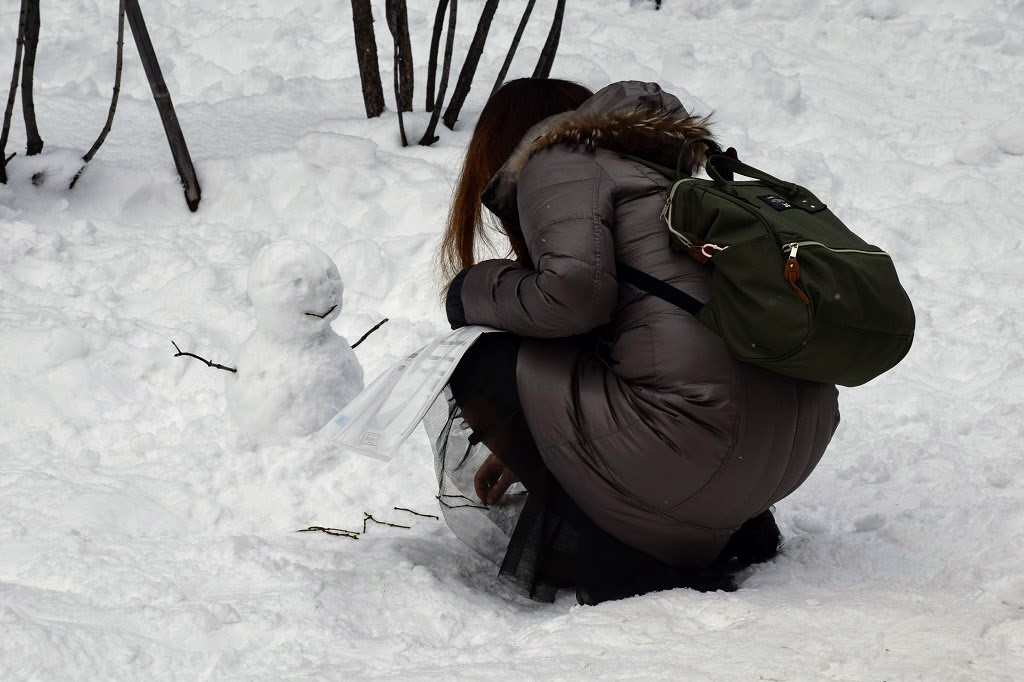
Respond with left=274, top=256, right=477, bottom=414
left=1, top=0, right=1023, bottom=678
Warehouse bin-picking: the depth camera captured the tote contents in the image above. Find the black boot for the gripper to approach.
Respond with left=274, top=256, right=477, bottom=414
left=715, top=510, right=782, bottom=570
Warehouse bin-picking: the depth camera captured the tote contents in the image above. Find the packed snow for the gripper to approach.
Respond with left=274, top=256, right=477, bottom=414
left=1, top=0, right=1022, bottom=678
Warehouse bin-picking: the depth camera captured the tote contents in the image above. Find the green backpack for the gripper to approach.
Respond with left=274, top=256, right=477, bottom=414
left=618, top=147, right=915, bottom=387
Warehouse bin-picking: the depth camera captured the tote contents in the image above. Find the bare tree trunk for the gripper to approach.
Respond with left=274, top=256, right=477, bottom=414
left=419, top=0, right=456, bottom=145
left=418, top=0, right=457, bottom=145
left=425, top=0, right=448, bottom=112
left=386, top=0, right=414, bottom=113
left=385, top=0, right=411, bottom=146
left=124, top=0, right=201, bottom=211
left=1, top=0, right=28, bottom=184
left=70, top=0, right=125, bottom=190
left=351, top=0, right=385, bottom=118
left=21, top=0, right=42, bottom=156
left=442, top=0, right=499, bottom=130
left=491, top=0, right=536, bottom=97
left=532, top=0, right=565, bottom=79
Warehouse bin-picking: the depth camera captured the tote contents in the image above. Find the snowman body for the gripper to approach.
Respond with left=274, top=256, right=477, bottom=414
left=225, top=239, right=364, bottom=440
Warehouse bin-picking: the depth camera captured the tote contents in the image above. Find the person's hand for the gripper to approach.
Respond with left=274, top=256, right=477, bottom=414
left=474, top=454, right=518, bottom=506
left=446, top=267, right=472, bottom=329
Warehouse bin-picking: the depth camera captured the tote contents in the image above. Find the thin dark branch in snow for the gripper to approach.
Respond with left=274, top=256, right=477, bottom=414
left=171, top=341, right=238, bottom=373
left=436, top=493, right=488, bottom=510
left=1, top=0, right=28, bottom=184
left=297, top=526, right=361, bottom=540
left=21, top=0, right=42, bottom=156
left=418, top=0, right=457, bottom=145
left=363, top=512, right=411, bottom=534
left=394, top=506, right=439, bottom=519
left=351, top=318, right=389, bottom=349
left=532, top=0, right=565, bottom=79
left=491, top=0, right=536, bottom=97
left=124, top=0, right=202, bottom=211
left=385, top=0, right=413, bottom=146
left=70, top=0, right=126, bottom=190
left=442, top=0, right=500, bottom=131
left=387, top=0, right=414, bottom=112
left=350, top=0, right=385, bottom=118
left=425, top=0, right=448, bottom=112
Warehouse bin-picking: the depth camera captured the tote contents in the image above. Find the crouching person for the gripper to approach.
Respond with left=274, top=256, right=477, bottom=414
left=435, top=79, right=841, bottom=605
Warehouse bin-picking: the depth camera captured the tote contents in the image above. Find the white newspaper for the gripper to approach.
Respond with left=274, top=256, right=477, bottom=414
left=317, top=325, right=498, bottom=461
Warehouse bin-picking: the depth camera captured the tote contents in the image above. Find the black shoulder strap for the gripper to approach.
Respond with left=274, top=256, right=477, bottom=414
left=616, top=262, right=704, bottom=316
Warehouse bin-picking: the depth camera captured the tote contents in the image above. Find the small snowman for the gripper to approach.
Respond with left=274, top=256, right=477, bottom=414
left=224, top=239, right=364, bottom=441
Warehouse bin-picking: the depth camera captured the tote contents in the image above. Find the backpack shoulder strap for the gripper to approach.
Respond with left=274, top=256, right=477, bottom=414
left=616, top=262, right=704, bottom=316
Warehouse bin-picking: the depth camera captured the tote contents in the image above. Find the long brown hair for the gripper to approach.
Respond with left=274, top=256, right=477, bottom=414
left=439, top=78, right=594, bottom=284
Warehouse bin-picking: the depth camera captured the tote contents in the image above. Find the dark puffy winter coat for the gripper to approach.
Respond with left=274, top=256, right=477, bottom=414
left=458, top=81, right=840, bottom=567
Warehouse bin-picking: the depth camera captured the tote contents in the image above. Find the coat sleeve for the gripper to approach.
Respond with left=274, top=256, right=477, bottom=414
left=460, top=148, right=619, bottom=338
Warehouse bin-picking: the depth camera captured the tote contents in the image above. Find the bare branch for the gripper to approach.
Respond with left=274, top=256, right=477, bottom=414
left=436, top=493, right=488, bottom=510
left=394, top=506, right=439, bottom=519
left=418, top=0, right=457, bottom=145
left=70, top=0, right=126, bottom=190
left=21, top=0, right=42, bottom=156
left=442, top=0, right=500, bottom=131
left=297, top=526, right=360, bottom=540
left=351, top=0, right=384, bottom=118
left=385, top=0, right=414, bottom=146
left=1, top=0, right=28, bottom=184
left=171, top=340, right=237, bottom=373
left=532, top=0, right=566, bottom=79
left=351, top=317, right=389, bottom=349
left=491, top=0, right=536, bottom=97
left=425, top=0, right=448, bottom=112
left=363, top=512, right=411, bottom=533
left=124, top=0, right=202, bottom=211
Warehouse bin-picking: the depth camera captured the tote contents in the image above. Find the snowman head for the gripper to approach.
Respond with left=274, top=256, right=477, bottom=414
left=247, top=239, right=344, bottom=340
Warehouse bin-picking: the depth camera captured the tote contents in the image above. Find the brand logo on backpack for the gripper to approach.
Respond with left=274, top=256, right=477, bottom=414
left=759, top=195, right=794, bottom=211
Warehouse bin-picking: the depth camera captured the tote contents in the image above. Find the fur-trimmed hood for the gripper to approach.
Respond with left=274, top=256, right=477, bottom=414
left=482, top=81, right=714, bottom=223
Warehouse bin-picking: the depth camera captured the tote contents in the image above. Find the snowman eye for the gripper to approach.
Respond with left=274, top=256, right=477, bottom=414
left=292, top=278, right=303, bottom=287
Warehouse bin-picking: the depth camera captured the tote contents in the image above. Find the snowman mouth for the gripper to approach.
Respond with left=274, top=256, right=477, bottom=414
left=303, top=305, right=337, bottom=319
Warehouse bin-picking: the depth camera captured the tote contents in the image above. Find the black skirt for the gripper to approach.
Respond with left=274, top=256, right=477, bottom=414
left=426, top=333, right=751, bottom=605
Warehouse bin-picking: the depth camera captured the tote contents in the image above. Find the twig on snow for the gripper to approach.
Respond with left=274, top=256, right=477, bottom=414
left=351, top=318, right=389, bottom=349
left=297, top=526, right=361, bottom=540
left=436, top=493, right=488, bottom=510
left=171, top=341, right=238, bottom=373
left=360, top=509, right=407, bottom=532
left=394, top=506, right=439, bottom=520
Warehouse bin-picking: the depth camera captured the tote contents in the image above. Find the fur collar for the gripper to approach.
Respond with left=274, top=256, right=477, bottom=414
left=482, top=81, right=714, bottom=223
left=502, top=106, right=713, bottom=182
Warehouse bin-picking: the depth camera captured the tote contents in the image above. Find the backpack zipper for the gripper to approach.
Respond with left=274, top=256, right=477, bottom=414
left=781, top=241, right=890, bottom=305
left=781, top=241, right=891, bottom=258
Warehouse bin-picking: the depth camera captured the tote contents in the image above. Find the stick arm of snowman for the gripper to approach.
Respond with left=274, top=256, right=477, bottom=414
left=170, top=318, right=388, bottom=372
left=351, top=317, right=389, bottom=349
left=171, top=341, right=237, bottom=373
